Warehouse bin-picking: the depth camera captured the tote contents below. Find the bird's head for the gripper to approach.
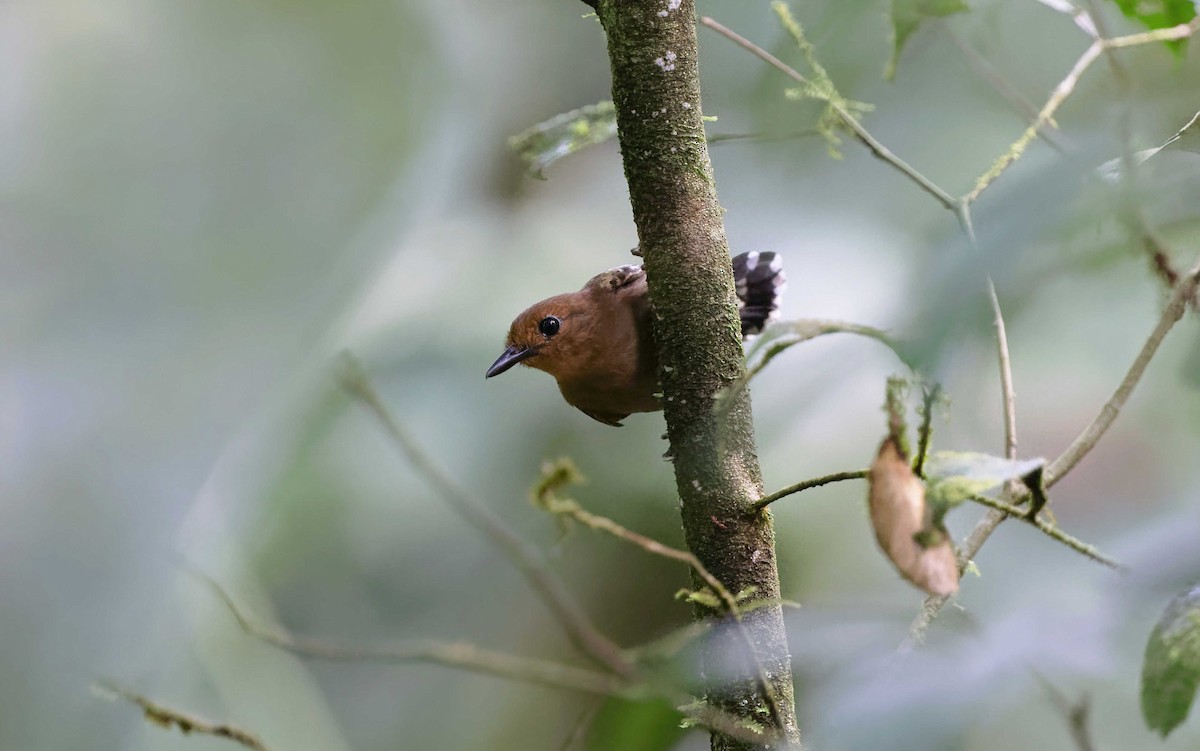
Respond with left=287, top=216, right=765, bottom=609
left=485, top=293, right=583, bottom=379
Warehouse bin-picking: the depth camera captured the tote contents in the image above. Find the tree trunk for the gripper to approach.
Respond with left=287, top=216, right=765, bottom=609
left=594, top=2, right=800, bottom=747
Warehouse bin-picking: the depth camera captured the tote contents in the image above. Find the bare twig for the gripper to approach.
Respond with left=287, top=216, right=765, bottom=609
left=554, top=506, right=735, bottom=610
left=187, top=567, right=627, bottom=696
left=705, top=7, right=1196, bottom=221
left=988, top=279, right=1018, bottom=460
left=708, top=129, right=820, bottom=145
left=1047, top=255, right=1200, bottom=483
left=94, top=682, right=271, bottom=751
left=1107, top=18, right=1200, bottom=48
left=1036, top=675, right=1098, bottom=751
left=1083, top=5, right=1196, bottom=309
left=558, top=700, right=603, bottom=751
left=699, top=15, right=959, bottom=212
left=902, top=492, right=1028, bottom=652
left=190, top=567, right=783, bottom=748
left=965, top=17, right=1200, bottom=202
left=336, top=354, right=636, bottom=679
left=539, top=495, right=787, bottom=735
left=1141, top=228, right=1185, bottom=294
left=750, top=470, right=868, bottom=513
left=744, top=319, right=905, bottom=381
left=965, top=40, right=1103, bottom=203
left=1084, top=0, right=1168, bottom=298
left=706, top=4, right=1197, bottom=659
left=937, top=21, right=1066, bottom=153
left=715, top=318, right=907, bottom=429
left=964, top=494, right=1123, bottom=568
left=904, top=256, right=1200, bottom=648
left=913, top=384, right=943, bottom=477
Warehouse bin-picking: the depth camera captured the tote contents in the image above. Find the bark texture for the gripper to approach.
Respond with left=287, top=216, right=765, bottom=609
left=595, top=1, right=799, bottom=747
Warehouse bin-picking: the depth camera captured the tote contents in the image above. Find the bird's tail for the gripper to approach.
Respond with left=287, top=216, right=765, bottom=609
left=732, top=251, right=785, bottom=337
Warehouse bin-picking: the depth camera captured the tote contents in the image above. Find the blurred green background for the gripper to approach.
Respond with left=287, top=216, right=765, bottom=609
left=4, top=0, right=1200, bottom=749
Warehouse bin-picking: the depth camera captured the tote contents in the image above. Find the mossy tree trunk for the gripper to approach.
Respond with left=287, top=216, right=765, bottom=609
left=593, top=1, right=800, bottom=747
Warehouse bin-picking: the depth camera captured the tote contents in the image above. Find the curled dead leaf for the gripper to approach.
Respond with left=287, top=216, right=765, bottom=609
left=868, top=437, right=959, bottom=596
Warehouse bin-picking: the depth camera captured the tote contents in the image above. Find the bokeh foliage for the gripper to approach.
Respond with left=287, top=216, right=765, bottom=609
left=4, top=0, right=1200, bottom=749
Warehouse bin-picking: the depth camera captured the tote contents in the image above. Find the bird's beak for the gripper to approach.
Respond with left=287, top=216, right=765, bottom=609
left=486, top=344, right=538, bottom=378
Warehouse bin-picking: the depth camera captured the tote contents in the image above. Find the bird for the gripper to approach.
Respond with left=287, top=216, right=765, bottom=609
left=485, top=251, right=785, bottom=426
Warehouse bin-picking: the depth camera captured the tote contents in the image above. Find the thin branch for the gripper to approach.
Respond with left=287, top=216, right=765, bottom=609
left=190, top=568, right=780, bottom=748
left=1035, top=675, right=1098, bottom=751
left=744, top=319, right=905, bottom=381
left=555, top=506, right=733, bottom=607
left=1085, top=0, right=1163, bottom=299
left=703, top=8, right=1196, bottom=231
left=1106, top=17, right=1200, bottom=48
left=699, top=15, right=959, bottom=212
left=901, top=526, right=1004, bottom=648
left=913, top=384, right=942, bottom=477
left=1046, top=255, right=1200, bottom=483
left=1084, top=4, right=1195, bottom=308
left=94, top=682, right=271, bottom=751
left=336, top=354, right=636, bottom=679
left=716, top=318, right=907, bottom=430
left=987, top=279, right=1018, bottom=460
left=706, top=2, right=1195, bottom=666
left=965, top=494, right=1123, bottom=569
left=750, top=470, right=868, bottom=513
left=903, top=255, right=1200, bottom=648
left=558, top=701, right=603, bottom=751
left=965, top=39, right=1103, bottom=203
left=937, top=21, right=1067, bottom=153
left=544, top=501, right=786, bottom=735
left=708, top=129, right=821, bottom=145
left=965, top=17, right=1200, bottom=203
left=1084, top=0, right=1130, bottom=84
left=187, top=567, right=627, bottom=696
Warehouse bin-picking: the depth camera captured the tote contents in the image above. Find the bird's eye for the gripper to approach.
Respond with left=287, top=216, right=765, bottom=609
left=538, top=316, right=561, bottom=338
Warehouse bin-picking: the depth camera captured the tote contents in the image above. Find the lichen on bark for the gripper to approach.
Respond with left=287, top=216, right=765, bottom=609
left=595, top=1, right=800, bottom=747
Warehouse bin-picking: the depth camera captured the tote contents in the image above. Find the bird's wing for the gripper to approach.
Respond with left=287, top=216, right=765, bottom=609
left=576, top=406, right=628, bottom=427
left=584, top=264, right=646, bottom=294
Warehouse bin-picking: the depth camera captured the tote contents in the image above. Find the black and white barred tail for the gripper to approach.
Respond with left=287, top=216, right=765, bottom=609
left=732, top=251, right=785, bottom=337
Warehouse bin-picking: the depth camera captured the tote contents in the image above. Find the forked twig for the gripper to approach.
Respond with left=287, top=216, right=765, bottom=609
left=964, top=494, right=1122, bottom=568
left=337, top=354, right=635, bottom=679
left=539, top=493, right=787, bottom=735
left=905, top=256, right=1200, bottom=647
left=186, top=566, right=627, bottom=696
left=699, top=15, right=959, bottom=212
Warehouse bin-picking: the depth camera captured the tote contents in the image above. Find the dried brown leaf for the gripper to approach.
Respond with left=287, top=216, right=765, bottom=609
left=868, top=438, right=959, bottom=595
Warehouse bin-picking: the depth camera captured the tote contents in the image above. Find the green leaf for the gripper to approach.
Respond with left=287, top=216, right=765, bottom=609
left=1141, top=585, right=1200, bottom=737
left=587, top=697, right=686, bottom=751
left=1111, top=0, right=1197, bottom=54
left=509, top=101, right=617, bottom=179
left=887, top=0, right=970, bottom=80
left=923, top=451, right=1045, bottom=510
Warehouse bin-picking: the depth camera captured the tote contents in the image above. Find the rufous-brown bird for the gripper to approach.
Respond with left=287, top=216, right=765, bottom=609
left=485, top=251, right=785, bottom=426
